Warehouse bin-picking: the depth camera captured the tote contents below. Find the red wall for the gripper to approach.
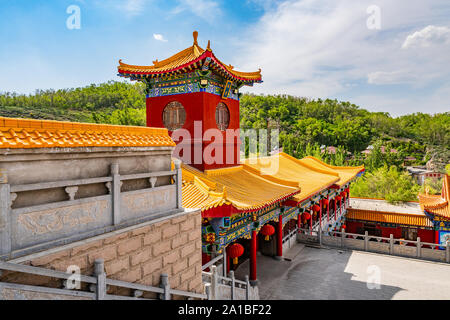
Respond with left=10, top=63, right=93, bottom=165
left=418, top=228, right=435, bottom=243
left=346, top=220, right=436, bottom=243
left=345, top=221, right=363, bottom=234
left=380, top=226, right=402, bottom=238
left=146, top=92, right=240, bottom=171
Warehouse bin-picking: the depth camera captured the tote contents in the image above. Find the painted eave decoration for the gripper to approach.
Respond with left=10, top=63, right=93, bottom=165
left=117, top=31, right=262, bottom=84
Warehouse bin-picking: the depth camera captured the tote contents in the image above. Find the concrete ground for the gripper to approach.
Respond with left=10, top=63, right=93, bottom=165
left=234, top=244, right=450, bottom=300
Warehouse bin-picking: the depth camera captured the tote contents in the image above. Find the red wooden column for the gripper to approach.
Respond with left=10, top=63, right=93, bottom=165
left=276, top=214, right=283, bottom=260
left=334, top=199, right=337, bottom=221
left=297, top=212, right=301, bottom=229
left=319, top=201, right=322, bottom=227
left=435, top=230, right=440, bottom=249
left=326, top=196, right=330, bottom=222
left=202, top=253, right=211, bottom=272
left=250, top=230, right=258, bottom=284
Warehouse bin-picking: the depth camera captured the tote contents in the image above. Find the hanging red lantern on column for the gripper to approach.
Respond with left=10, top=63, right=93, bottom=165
left=302, top=212, right=311, bottom=221
left=260, top=224, right=275, bottom=241
left=322, top=199, right=329, bottom=208
left=312, top=204, right=320, bottom=212
left=335, top=196, right=341, bottom=201
left=227, top=243, right=244, bottom=265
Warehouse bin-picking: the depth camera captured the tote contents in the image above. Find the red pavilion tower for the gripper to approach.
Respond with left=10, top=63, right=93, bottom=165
left=117, top=31, right=262, bottom=171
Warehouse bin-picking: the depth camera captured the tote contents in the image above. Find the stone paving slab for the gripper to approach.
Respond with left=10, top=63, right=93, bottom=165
left=235, top=244, right=450, bottom=300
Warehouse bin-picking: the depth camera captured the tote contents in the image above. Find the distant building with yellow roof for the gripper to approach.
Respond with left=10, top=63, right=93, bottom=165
left=418, top=174, right=450, bottom=244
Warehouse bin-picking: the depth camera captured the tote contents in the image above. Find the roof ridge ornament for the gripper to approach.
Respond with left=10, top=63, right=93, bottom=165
left=193, top=30, right=199, bottom=46
left=207, top=40, right=211, bottom=51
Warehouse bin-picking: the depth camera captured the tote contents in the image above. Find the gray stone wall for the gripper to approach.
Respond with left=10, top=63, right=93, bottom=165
left=0, top=146, right=184, bottom=260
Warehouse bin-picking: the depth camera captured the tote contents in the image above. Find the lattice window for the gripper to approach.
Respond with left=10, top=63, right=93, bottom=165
left=215, top=102, right=230, bottom=131
left=162, top=101, right=186, bottom=131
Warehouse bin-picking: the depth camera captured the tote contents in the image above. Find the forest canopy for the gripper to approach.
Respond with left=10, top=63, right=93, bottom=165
left=1, top=81, right=449, bottom=202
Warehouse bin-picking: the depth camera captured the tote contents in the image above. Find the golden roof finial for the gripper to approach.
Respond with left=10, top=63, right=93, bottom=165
left=207, top=40, right=211, bottom=51
left=193, top=30, right=199, bottom=46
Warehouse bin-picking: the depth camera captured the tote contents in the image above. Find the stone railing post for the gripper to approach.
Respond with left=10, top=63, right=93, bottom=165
left=111, top=163, right=121, bottom=225
left=160, top=273, right=171, bottom=300
left=174, top=159, right=182, bottom=209
left=245, top=275, right=250, bottom=300
left=94, top=259, right=106, bottom=300
left=389, top=234, right=394, bottom=255
left=341, top=228, right=345, bottom=248
left=364, top=231, right=368, bottom=251
left=0, top=169, right=12, bottom=256
left=416, top=237, right=421, bottom=258
left=446, top=242, right=450, bottom=263
left=205, top=283, right=212, bottom=300
left=210, top=265, right=218, bottom=300
left=229, top=270, right=235, bottom=300
left=222, top=250, right=227, bottom=276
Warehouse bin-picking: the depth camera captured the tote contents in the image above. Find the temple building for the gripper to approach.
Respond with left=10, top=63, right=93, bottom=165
left=418, top=174, right=450, bottom=245
left=118, top=31, right=364, bottom=285
left=337, top=175, right=450, bottom=248
left=345, top=198, right=435, bottom=243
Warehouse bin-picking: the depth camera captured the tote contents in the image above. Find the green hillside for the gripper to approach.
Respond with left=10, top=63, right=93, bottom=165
left=1, top=81, right=449, bottom=202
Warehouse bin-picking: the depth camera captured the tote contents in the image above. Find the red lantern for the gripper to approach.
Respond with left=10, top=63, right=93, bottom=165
left=260, top=224, right=275, bottom=241
left=341, top=225, right=346, bottom=230
left=312, top=204, right=320, bottom=212
left=335, top=196, right=341, bottom=201
left=227, top=243, right=244, bottom=265
left=302, top=212, right=311, bottom=221
left=322, top=199, right=329, bottom=208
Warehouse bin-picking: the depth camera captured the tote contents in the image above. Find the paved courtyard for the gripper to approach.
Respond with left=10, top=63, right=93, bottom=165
left=235, top=244, right=450, bottom=300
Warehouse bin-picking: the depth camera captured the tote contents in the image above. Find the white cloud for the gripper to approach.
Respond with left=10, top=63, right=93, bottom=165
left=153, top=33, right=168, bottom=42
left=402, top=25, right=450, bottom=49
left=233, top=0, right=450, bottom=114
left=124, top=0, right=146, bottom=15
left=172, top=0, right=221, bottom=22
left=367, top=70, right=418, bottom=85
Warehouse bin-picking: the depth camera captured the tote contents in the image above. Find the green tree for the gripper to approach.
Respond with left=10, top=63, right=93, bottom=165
left=350, top=166, right=421, bottom=203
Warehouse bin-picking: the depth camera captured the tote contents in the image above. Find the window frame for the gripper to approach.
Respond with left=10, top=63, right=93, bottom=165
left=162, top=101, right=186, bottom=131
left=215, top=102, right=230, bottom=131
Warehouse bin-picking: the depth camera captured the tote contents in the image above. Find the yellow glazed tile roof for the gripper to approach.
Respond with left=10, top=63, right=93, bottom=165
left=297, top=156, right=365, bottom=186
left=418, top=174, right=450, bottom=218
left=181, top=163, right=300, bottom=212
left=242, top=153, right=363, bottom=202
left=346, top=208, right=433, bottom=228
left=118, top=42, right=205, bottom=73
left=0, top=116, right=175, bottom=149
left=118, top=31, right=262, bottom=81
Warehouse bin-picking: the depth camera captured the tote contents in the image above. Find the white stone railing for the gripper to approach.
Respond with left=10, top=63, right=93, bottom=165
left=202, top=265, right=258, bottom=300
left=311, top=206, right=346, bottom=233
left=0, top=259, right=206, bottom=300
left=297, top=228, right=450, bottom=264
left=0, top=163, right=183, bottom=260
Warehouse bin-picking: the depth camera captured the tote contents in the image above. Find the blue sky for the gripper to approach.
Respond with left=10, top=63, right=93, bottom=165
left=0, top=0, right=449, bottom=116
